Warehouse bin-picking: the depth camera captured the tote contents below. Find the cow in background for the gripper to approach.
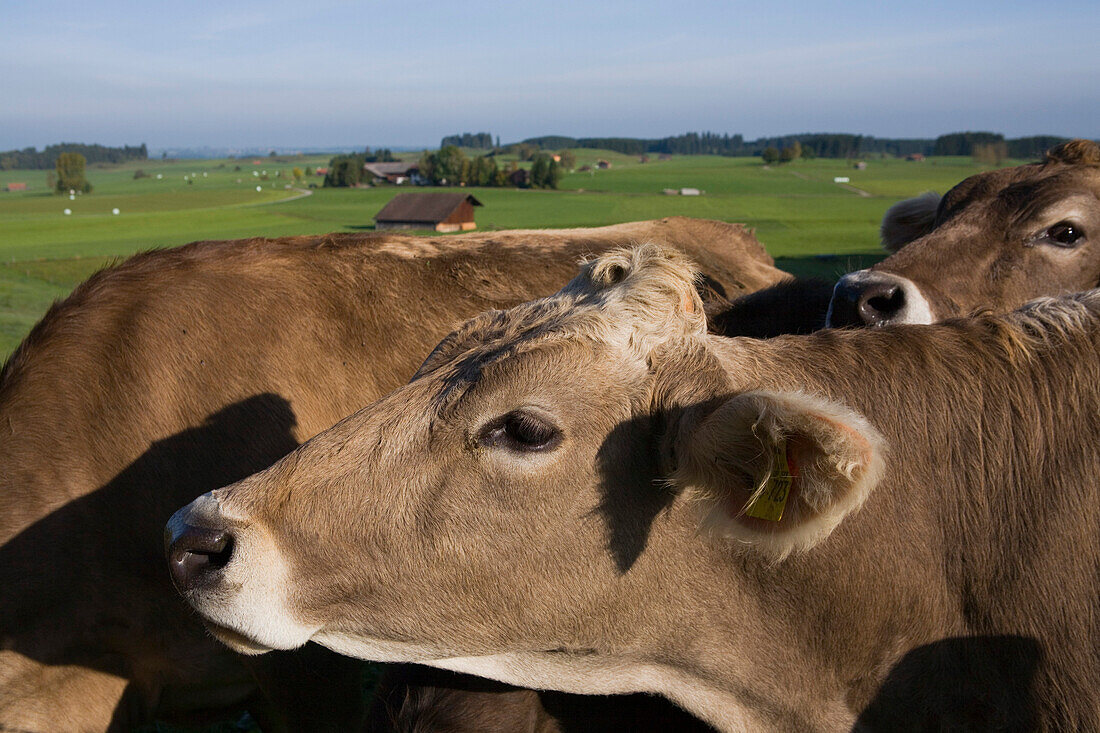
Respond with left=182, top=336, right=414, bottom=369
left=829, top=139, right=1100, bottom=326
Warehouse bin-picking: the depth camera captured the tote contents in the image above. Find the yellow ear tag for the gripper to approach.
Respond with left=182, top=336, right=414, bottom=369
left=745, top=440, right=795, bottom=522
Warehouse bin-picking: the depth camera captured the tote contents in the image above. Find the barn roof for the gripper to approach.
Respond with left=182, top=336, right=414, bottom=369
left=363, top=162, right=419, bottom=177
left=374, top=193, right=483, bottom=223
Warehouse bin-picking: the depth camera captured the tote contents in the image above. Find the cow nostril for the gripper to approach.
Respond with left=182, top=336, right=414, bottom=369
left=168, top=525, right=235, bottom=591
left=859, top=284, right=905, bottom=325
left=866, top=288, right=903, bottom=314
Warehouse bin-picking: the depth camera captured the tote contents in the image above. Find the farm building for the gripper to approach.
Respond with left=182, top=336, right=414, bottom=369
left=508, top=168, right=529, bottom=187
left=6, top=183, right=27, bottom=192
left=596, top=159, right=612, bottom=170
left=364, top=162, right=420, bottom=185
left=374, top=193, right=482, bottom=232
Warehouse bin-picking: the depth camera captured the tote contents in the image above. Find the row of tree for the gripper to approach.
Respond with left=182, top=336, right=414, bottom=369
left=440, top=132, right=496, bottom=149
left=0, top=143, right=147, bottom=170
left=418, top=146, right=561, bottom=189
left=516, top=132, right=1079, bottom=160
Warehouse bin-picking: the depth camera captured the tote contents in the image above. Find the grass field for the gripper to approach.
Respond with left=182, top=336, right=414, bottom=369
left=0, top=152, right=1021, bottom=358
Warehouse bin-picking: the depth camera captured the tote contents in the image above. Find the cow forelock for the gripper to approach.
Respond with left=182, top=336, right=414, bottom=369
left=417, top=243, right=709, bottom=383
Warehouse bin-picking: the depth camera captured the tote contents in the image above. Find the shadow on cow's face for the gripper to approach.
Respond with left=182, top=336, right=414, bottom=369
left=828, top=142, right=1100, bottom=328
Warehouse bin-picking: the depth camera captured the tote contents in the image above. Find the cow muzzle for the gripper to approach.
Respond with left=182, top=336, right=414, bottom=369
left=826, top=270, right=935, bottom=327
left=164, top=492, right=319, bottom=654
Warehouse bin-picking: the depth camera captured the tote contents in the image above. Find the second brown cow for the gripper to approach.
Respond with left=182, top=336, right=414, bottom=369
left=829, top=139, right=1100, bottom=326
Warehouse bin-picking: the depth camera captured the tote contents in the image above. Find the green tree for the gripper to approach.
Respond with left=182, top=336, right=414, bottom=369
left=469, top=156, right=498, bottom=187
left=434, top=145, right=467, bottom=185
left=55, top=152, right=91, bottom=193
left=292, top=167, right=304, bottom=181
left=530, top=154, right=550, bottom=188
left=761, top=147, right=780, bottom=164
left=323, top=157, right=360, bottom=187
left=557, top=150, right=576, bottom=171
left=546, top=159, right=562, bottom=189
left=779, top=141, right=802, bottom=163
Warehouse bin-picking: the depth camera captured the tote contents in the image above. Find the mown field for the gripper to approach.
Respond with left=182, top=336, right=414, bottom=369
left=0, top=151, right=1022, bottom=359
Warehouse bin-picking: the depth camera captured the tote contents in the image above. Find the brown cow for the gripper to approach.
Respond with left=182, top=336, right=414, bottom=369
left=0, top=220, right=783, bottom=731
left=169, top=244, right=1100, bottom=731
left=828, top=138, right=1100, bottom=326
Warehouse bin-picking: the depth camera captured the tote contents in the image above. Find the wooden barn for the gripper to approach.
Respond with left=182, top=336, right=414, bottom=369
left=363, top=162, right=420, bottom=185
left=374, top=193, right=483, bottom=232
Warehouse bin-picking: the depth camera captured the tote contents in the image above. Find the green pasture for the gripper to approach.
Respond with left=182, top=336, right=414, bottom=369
left=0, top=153, right=1022, bottom=358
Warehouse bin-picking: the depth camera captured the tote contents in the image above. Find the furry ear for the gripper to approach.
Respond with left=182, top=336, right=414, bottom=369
left=880, top=192, right=940, bottom=253
left=674, top=390, right=885, bottom=559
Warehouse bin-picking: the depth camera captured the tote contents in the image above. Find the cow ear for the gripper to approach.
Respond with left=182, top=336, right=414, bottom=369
left=674, top=390, right=885, bottom=559
left=880, top=192, right=940, bottom=253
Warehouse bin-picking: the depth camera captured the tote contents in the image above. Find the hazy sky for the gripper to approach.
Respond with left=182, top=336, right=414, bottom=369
left=3, top=0, right=1099, bottom=150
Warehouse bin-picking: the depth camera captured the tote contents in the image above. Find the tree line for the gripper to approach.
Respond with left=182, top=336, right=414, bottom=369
left=0, top=143, right=147, bottom=170
left=440, top=132, right=496, bottom=149
left=324, top=145, right=563, bottom=190
left=516, top=132, right=1080, bottom=160
left=418, top=146, right=561, bottom=189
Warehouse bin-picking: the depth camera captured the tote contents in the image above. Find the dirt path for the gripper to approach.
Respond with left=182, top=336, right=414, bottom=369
left=837, top=182, right=873, bottom=197
left=248, top=187, right=314, bottom=207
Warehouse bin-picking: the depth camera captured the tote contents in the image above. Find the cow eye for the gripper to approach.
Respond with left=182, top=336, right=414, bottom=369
left=1044, top=221, right=1085, bottom=247
left=479, top=410, right=562, bottom=453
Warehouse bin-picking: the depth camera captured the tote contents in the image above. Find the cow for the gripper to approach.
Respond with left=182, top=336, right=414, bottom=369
left=828, top=138, right=1100, bottom=327
left=0, top=220, right=784, bottom=732
left=365, top=274, right=836, bottom=733
left=168, top=243, right=1100, bottom=731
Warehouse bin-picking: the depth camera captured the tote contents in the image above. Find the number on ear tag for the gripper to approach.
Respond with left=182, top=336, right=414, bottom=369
left=745, top=441, right=795, bottom=522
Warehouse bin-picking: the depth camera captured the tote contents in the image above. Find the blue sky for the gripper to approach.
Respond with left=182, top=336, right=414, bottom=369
left=3, top=0, right=1099, bottom=149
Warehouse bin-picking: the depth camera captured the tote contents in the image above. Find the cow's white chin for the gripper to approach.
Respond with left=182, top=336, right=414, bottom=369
left=310, top=634, right=766, bottom=730
left=204, top=621, right=276, bottom=655
left=312, top=632, right=657, bottom=695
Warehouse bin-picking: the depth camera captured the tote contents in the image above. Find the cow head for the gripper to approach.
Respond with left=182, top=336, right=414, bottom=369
left=166, top=246, right=884, bottom=724
left=828, top=139, right=1100, bottom=326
